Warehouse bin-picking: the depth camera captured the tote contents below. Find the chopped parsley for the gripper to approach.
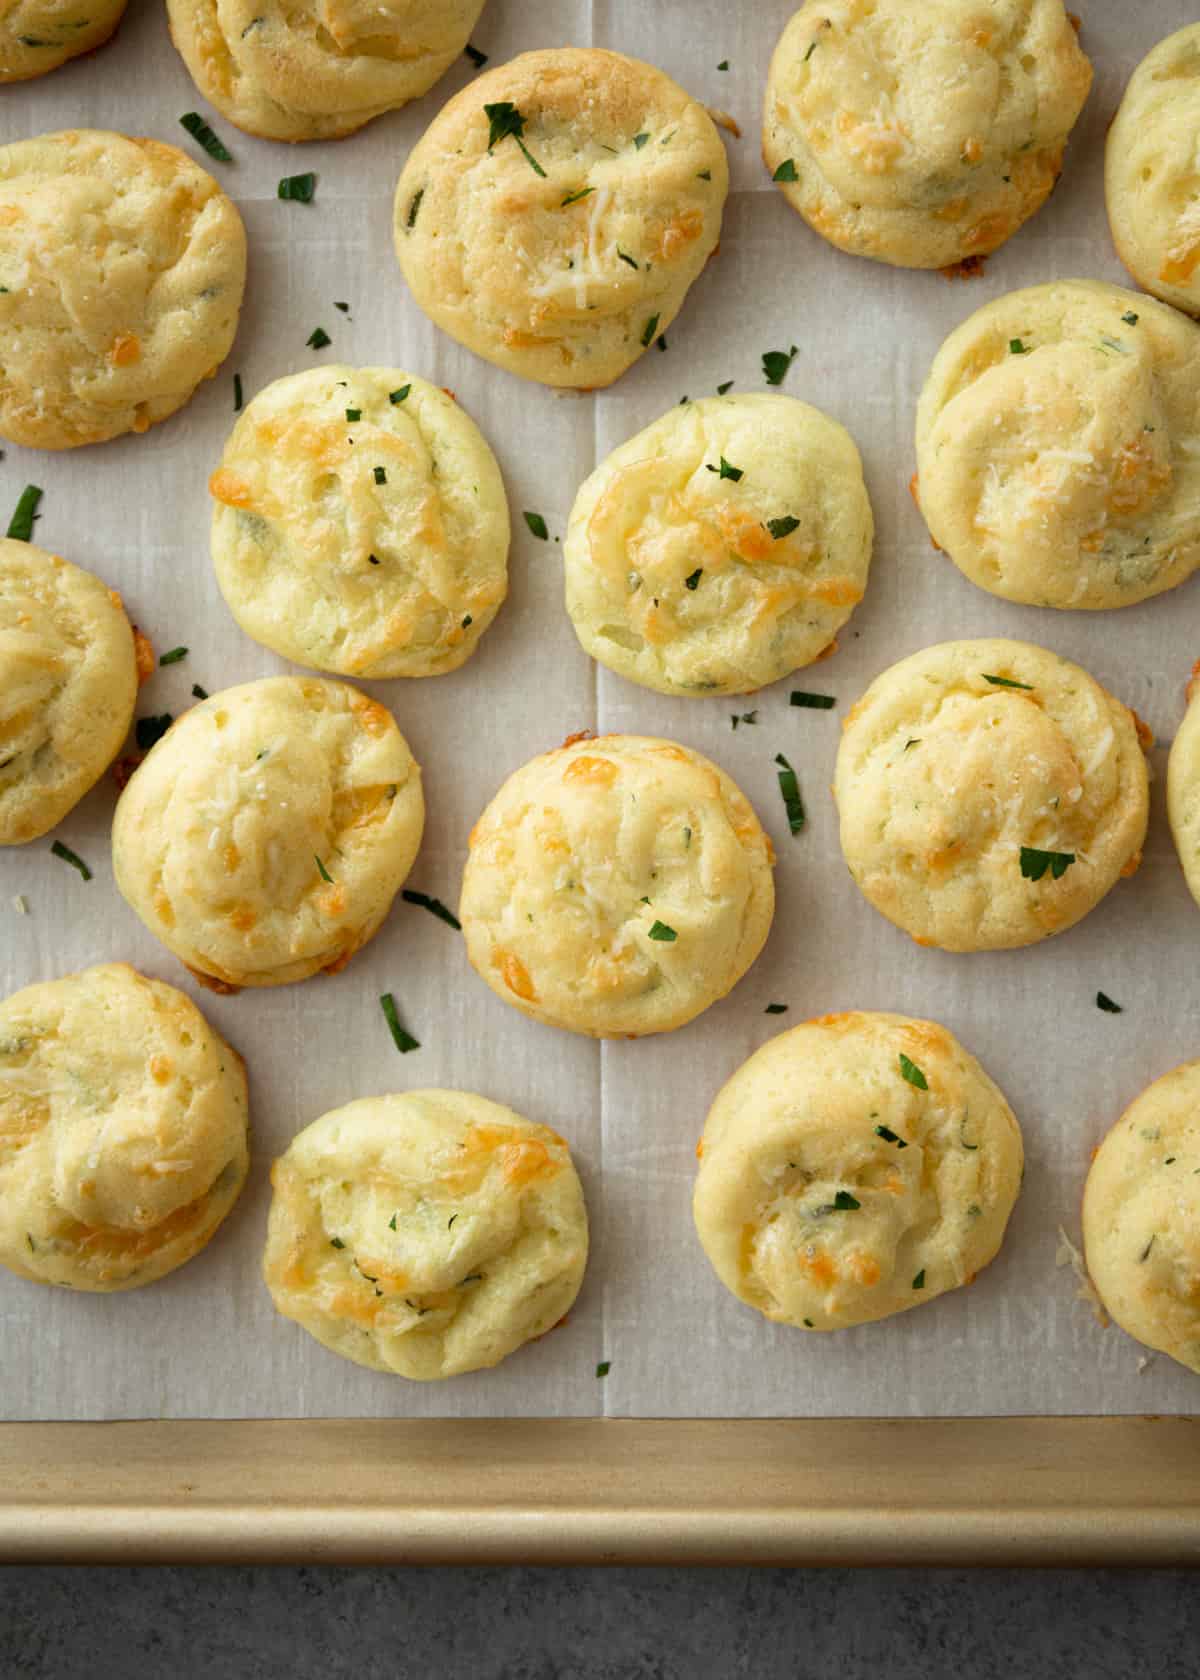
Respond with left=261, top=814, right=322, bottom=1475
left=6, top=485, right=42, bottom=542
left=684, top=568, right=703, bottom=590
left=484, top=101, right=546, bottom=176
left=307, top=326, right=331, bottom=350
left=135, top=714, right=173, bottom=751
left=179, top=112, right=232, bottom=163
left=773, top=159, right=799, bottom=182
left=706, top=455, right=743, bottom=482
left=1096, top=991, right=1123, bottom=1014
left=717, top=59, right=728, bottom=70
left=790, top=691, right=835, bottom=710
left=912, top=1269, right=926, bottom=1290
left=982, top=673, right=1032, bottom=690
left=640, top=313, right=660, bottom=348
left=402, top=888, right=461, bottom=930
left=314, top=855, right=334, bottom=883
left=765, top=515, right=800, bottom=540
left=561, top=185, right=594, bottom=206
left=388, top=1213, right=397, bottom=1231
left=596, top=1361, right=611, bottom=1378
left=765, top=1003, right=788, bottom=1014
left=1020, top=846, right=1076, bottom=882
left=406, top=189, right=424, bottom=229
left=899, top=1053, right=928, bottom=1091
left=389, top=385, right=411, bottom=404
left=775, top=753, right=804, bottom=834
left=717, top=380, right=734, bottom=394
left=633, top=133, right=650, bottom=150
left=191, top=683, right=209, bottom=700
left=233, top=373, right=243, bottom=411
left=159, top=647, right=188, bottom=666
left=330, top=1237, right=345, bottom=1250
left=345, top=407, right=361, bottom=422
left=1009, top=338, right=1031, bottom=354
left=464, top=42, right=488, bottom=67
left=762, top=345, right=798, bottom=386
left=1122, top=311, right=1139, bottom=326
left=50, top=841, right=91, bottom=881
left=374, top=466, right=387, bottom=485
left=617, top=249, right=639, bottom=269
left=648, top=920, right=677, bottom=942
left=874, top=1124, right=908, bottom=1149
left=380, top=992, right=420, bottom=1053
left=831, top=1191, right=860, bottom=1211
left=278, top=173, right=316, bottom=203
left=523, top=510, right=549, bottom=540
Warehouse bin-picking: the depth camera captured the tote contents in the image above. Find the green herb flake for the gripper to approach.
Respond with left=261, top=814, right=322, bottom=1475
left=345, top=407, right=361, bottom=422
left=374, top=466, right=387, bottom=485
left=790, top=691, right=835, bottom=710
left=717, top=380, right=734, bottom=394
left=633, top=132, right=650, bottom=150
left=596, top=1361, right=612, bottom=1378
left=657, top=335, right=668, bottom=352
left=233, top=373, right=243, bottom=411
left=775, top=752, right=805, bottom=834
left=388, top=1213, right=398, bottom=1231
left=464, top=42, right=488, bottom=67
left=334, top=301, right=350, bottom=314
left=899, top=1053, right=928, bottom=1091
left=389, top=385, right=411, bottom=404
left=402, top=888, right=462, bottom=930
left=912, top=1269, right=926, bottom=1290
left=315, top=855, right=334, bottom=883
left=1020, top=846, right=1076, bottom=882
left=561, top=185, right=594, bottom=206
left=982, top=673, right=1032, bottom=690
left=617, top=248, right=639, bottom=270
left=706, top=455, right=744, bottom=482
left=6, top=485, right=42, bottom=542
left=368, top=554, right=381, bottom=566
left=307, top=327, right=331, bottom=350
left=330, top=1237, right=345, bottom=1250
left=640, top=313, right=661, bottom=348
left=684, top=567, right=703, bottom=590
left=135, top=714, right=173, bottom=751
left=648, top=920, right=677, bottom=942
left=803, top=1318, right=815, bottom=1328
left=697, top=169, right=712, bottom=181
left=730, top=711, right=757, bottom=731
left=180, top=112, right=232, bottom=163
left=523, top=510, right=549, bottom=540
left=1140, top=1236, right=1156, bottom=1262
left=766, top=515, right=800, bottom=540
left=461, top=614, right=473, bottom=629
left=773, top=159, right=799, bottom=182
left=717, top=59, right=729, bottom=70
left=191, top=683, right=209, bottom=700
left=406, top=188, right=424, bottom=229
left=874, top=1124, right=908, bottom=1149
left=804, top=38, right=819, bottom=61
left=765, top=1003, right=789, bottom=1015
left=159, top=647, right=188, bottom=666
left=762, top=345, right=798, bottom=386
left=484, top=101, right=546, bottom=176
left=1096, top=991, right=1123, bottom=1014
left=380, top=992, right=420, bottom=1053
left=832, top=1190, right=860, bottom=1211
left=1122, top=311, right=1139, bottom=326
left=278, top=172, right=316, bottom=203
left=50, top=840, right=91, bottom=881
left=1009, top=337, right=1031, bottom=354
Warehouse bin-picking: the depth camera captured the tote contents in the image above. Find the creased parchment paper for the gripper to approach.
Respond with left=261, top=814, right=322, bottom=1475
left=2, top=0, right=1198, bottom=1419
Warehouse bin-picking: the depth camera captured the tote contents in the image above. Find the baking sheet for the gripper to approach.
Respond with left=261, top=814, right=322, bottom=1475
left=2, top=0, right=1197, bottom=1421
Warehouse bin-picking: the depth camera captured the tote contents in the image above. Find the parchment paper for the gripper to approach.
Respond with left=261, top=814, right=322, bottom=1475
left=2, top=0, right=1197, bottom=1420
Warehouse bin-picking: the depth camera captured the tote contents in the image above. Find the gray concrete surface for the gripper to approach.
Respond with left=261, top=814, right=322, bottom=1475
left=1, top=1567, right=1197, bottom=1677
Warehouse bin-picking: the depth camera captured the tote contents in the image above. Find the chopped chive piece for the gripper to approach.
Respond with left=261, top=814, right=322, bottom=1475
left=832, top=1191, right=860, bottom=1211
left=790, top=691, right=835, bottom=710
left=706, top=455, right=743, bottom=482
left=484, top=101, right=546, bottom=176
left=1020, top=846, right=1076, bottom=882
left=330, top=1237, right=345, bottom=1250
left=684, top=568, right=702, bottom=590
left=657, top=336, right=668, bottom=352
left=561, top=185, right=594, bottom=206
left=334, top=301, right=350, bottom=313
left=345, top=407, right=361, bottom=422
left=1096, top=991, right=1123, bottom=1014
left=617, top=249, right=638, bottom=270
left=50, top=840, right=91, bottom=880
left=633, top=133, right=650, bottom=150
left=402, top=888, right=462, bottom=930
left=315, top=855, right=334, bottom=883
left=717, top=380, right=733, bottom=394
left=773, top=159, right=799, bottom=182
left=640, top=313, right=660, bottom=348
left=730, top=711, right=757, bottom=730
left=596, top=1361, right=611, bottom=1378
left=191, top=683, right=209, bottom=700
left=180, top=112, right=232, bottom=163
left=388, top=1213, right=397, bottom=1231
left=1140, top=1236, right=1155, bottom=1262
left=899, top=1053, right=928, bottom=1090
left=804, top=39, right=819, bottom=60
left=368, top=554, right=381, bottom=565
left=912, top=1269, right=926, bottom=1290
left=982, top=673, right=1032, bottom=690
left=717, top=59, right=729, bottom=70
left=874, top=1124, right=908, bottom=1148
left=374, top=466, right=387, bottom=485
left=278, top=172, right=316, bottom=202
left=697, top=169, right=712, bottom=180
left=389, top=385, right=411, bottom=404
left=461, top=614, right=472, bottom=628
left=6, top=485, right=42, bottom=542
left=766, top=515, right=800, bottom=540
left=1009, top=337, right=1030, bottom=354
left=380, top=992, right=419, bottom=1053
left=523, top=511, right=549, bottom=540
left=648, top=920, right=677, bottom=942
left=775, top=753, right=804, bottom=834
left=233, top=373, right=243, bottom=411
left=307, top=327, right=331, bottom=349
left=464, top=42, right=488, bottom=67
left=765, top=1003, right=788, bottom=1015
left=406, top=189, right=424, bottom=228
left=135, top=714, right=172, bottom=751
left=159, top=647, right=187, bottom=666
left=762, top=345, right=798, bottom=386
left=1122, top=311, right=1139, bottom=326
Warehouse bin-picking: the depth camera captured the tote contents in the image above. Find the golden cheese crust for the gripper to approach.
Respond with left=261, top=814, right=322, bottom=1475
left=915, top=280, right=1200, bottom=609
left=393, top=48, right=729, bottom=389
left=0, top=130, right=246, bottom=451
left=563, top=394, right=873, bottom=697
left=1106, top=26, right=1200, bottom=319
left=693, top=1011, right=1023, bottom=1331
left=211, top=367, right=510, bottom=680
left=0, top=0, right=126, bottom=81
left=0, top=538, right=138, bottom=845
left=166, top=0, right=486, bottom=142
left=0, top=964, right=249, bottom=1292
left=1166, top=669, right=1200, bottom=912
left=262, top=1090, right=588, bottom=1380
left=460, top=734, right=775, bottom=1038
left=763, top=0, right=1091, bottom=269
left=112, top=677, right=424, bottom=988
left=834, top=639, right=1149, bottom=952
left=1083, top=1060, right=1200, bottom=1375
